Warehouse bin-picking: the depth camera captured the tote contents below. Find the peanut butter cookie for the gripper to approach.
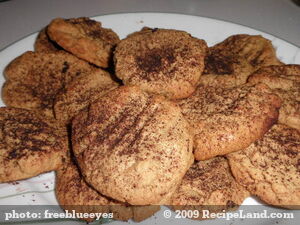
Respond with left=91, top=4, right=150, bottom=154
left=0, top=107, right=68, bottom=183
left=114, top=28, right=207, bottom=99
left=227, top=124, right=300, bottom=209
left=171, top=157, right=249, bottom=219
left=177, top=83, right=281, bottom=160
left=2, top=51, right=100, bottom=118
left=47, top=17, right=120, bottom=68
left=72, top=86, right=194, bottom=205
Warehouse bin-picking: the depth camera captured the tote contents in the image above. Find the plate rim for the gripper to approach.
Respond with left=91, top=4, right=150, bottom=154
left=0, top=12, right=299, bottom=53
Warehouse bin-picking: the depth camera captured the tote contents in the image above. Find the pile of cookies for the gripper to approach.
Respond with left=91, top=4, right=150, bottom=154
left=0, top=17, right=299, bottom=222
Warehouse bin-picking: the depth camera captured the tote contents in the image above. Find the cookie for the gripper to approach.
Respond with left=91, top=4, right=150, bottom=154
left=54, top=69, right=119, bottom=124
left=72, top=86, right=194, bottom=205
left=198, top=49, right=254, bottom=88
left=248, top=65, right=300, bottom=130
left=2, top=51, right=99, bottom=118
left=56, top=160, right=160, bottom=222
left=171, top=157, right=249, bottom=219
left=177, top=83, right=282, bottom=160
left=55, top=161, right=111, bottom=222
left=34, top=27, right=61, bottom=53
left=210, top=34, right=282, bottom=70
left=227, top=124, right=300, bottom=209
left=0, top=107, right=68, bottom=183
left=114, top=28, right=207, bottom=99
left=47, top=17, right=120, bottom=68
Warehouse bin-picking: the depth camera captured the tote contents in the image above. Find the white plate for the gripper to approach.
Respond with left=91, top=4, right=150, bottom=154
left=0, top=13, right=299, bottom=225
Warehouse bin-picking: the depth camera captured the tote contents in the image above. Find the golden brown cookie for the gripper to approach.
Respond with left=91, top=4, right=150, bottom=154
left=55, top=161, right=111, bottom=223
left=210, top=34, right=282, bottom=70
left=34, top=27, right=61, bottom=53
left=227, top=124, right=300, bottom=209
left=248, top=65, right=300, bottom=130
left=177, top=83, right=282, bottom=160
left=54, top=70, right=119, bottom=124
left=171, top=157, right=249, bottom=219
left=198, top=49, right=254, bottom=88
left=72, top=86, right=194, bottom=205
left=56, top=160, right=160, bottom=222
left=47, top=17, right=120, bottom=68
left=114, top=28, right=207, bottom=99
left=2, top=51, right=99, bottom=118
left=0, top=107, right=68, bottom=183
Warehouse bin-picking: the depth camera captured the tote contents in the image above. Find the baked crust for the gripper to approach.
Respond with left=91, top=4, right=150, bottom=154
left=47, top=17, right=120, bottom=68
left=227, top=124, right=300, bottom=209
left=34, top=27, right=61, bottom=53
left=171, top=157, right=249, bottom=219
left=54, top=69, right=119, bottom=124
left=114, top=27, right=207, bottom=99
left=211, top=34, right=282, bottom=70
left=72, top=86, right=194, bottom=205
left=198, top=34, right=282, bottom=88
left=0, top=107, right=68, bottom=183
left=199, top=49, right=254, bottom=88
left=2, top=51, right=100, bottom=118
left=177, top=83, right=282, bottom=160
left=248, top=64, right=300, bottom=130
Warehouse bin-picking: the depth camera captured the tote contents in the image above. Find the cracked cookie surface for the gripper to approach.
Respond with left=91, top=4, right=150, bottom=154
left=54, top=69, right=119, bottom=124
left=171, top=157, right=249, bottom=219
left=2, top=51, right=99, bottom=118
left=198, top=34, right=282, bottom=88
left=248, top=64, right=300, bottom=130
left=210, top=34, right=282, bottom=70
left=227, top=124, right=300, bottom=209
left=177, top=83, right=281, bottom=160
left=47, top=17, right=120, bottom=68
left=72, top=86, right=194, bottom=205
left=0, top=107, right=68, bottom=183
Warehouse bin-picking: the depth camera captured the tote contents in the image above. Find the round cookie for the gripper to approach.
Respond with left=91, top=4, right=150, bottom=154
left=114, top=27, right=207, bottom=99
left=227, top=124, right=300, bottom=209
left=248, top=65, right=300, bottom=130
left=2, top=51, right=100, bottom=118
left=177, top=83, right=282, bottom=160
left=54, top=69, right=119, bottom=124
left=0, top=107, right=68, bottom=183
left=171, top=157, right=249, bottom=219
left=72, top=86, right=194, bottom=205
left=56, top=160, right=160, bottom=222
left=34, top=27, right=61, bottom=53
left=47, top=17, right=120, bottom=68
left=210, top=34, right=282, bottom=70
left=198, top=49, right=254, bottom=88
